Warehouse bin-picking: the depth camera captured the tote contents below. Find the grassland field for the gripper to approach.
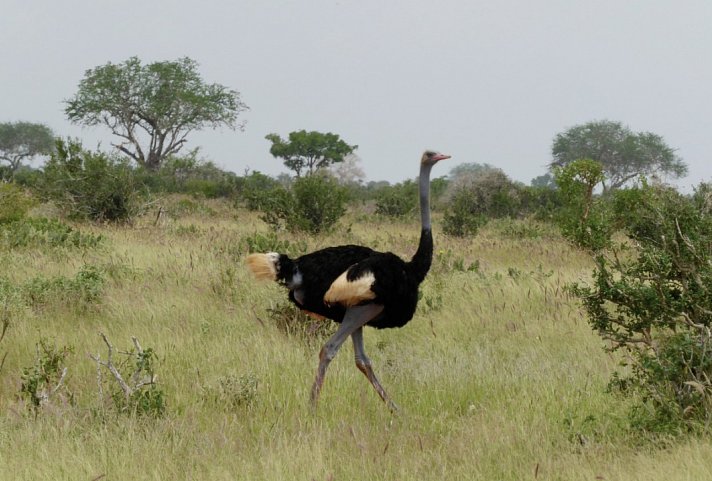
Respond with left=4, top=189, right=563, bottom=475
left=1, top=197, right=711, bottom=481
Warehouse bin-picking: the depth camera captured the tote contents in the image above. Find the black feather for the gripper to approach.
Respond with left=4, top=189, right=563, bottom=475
left=275, top=236, right=431, bottom=329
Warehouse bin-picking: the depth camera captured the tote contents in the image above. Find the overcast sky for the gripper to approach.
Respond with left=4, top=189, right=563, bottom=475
left=2, top=0, right=711, bottom=186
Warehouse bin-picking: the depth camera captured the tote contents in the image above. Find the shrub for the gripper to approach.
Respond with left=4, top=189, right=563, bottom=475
left=442, top=187, right=488, bottom=237
left=260, top=175, right=347, bottom=234
left=518, top=185, right=563, bottom=221
left=443, top=168, right=522, bottom=237
left=0, top=183, right=36, bottom=224
left=238, top=171, right=283, bottom=211
left=553, top=159, right=612, bottom=251
left=374, top=180, right=418, bottom=218
left=137, top=151, right=240, bottom=198
left=39, top=138, right=144, bottom=222
left=0, top=217, right=103, bottom=250
left=570, top=184, right=712, bottom=433
left=21, top=265, right=105, bottom=310
left=20, top=337, right=73, bottom=413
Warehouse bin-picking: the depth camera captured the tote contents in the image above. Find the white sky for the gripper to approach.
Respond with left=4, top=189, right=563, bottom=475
left=2, top=0, right=711, bottom=186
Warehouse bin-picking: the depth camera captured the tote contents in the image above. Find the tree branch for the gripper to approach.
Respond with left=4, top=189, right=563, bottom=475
left=89, top=332, right=132, bottom=399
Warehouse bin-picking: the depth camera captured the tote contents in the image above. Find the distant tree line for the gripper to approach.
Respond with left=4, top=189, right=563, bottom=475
left=0, top=56, right=691, bottom=234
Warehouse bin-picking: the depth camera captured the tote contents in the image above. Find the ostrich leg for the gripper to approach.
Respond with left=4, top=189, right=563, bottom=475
left=352, top=326, right=399, bottom=412
left=310, top=304, right=384, bottom=409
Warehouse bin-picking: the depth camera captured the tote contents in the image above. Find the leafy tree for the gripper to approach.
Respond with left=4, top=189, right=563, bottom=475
left=65, top=57, right=248, bottom=171
left=0, top=122, right=55, bottom=175
left=530, top=172, right=556, bottom=189
left=265, top=130, right=357, bottom=177
left=551, top=120, right=687, bottom=192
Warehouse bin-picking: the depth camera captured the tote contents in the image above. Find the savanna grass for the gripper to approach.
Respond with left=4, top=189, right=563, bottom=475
left=1, top=201, right=712, bottom=480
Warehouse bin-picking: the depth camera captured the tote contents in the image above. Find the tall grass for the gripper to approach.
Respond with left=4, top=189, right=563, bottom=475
left=2, top=201, right=711, bottom=480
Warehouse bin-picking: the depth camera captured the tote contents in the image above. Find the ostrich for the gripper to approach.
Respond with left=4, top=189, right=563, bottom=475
left=246, top=150, right=450, bottom=410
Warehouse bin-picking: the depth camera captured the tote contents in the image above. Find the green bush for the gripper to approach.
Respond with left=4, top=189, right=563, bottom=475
left=374, top=180, right=418, bottom=218
left=137, top=152, right=240, bottom=198
left=238, top=171, right=283, bottom=211
left=0, top=183, right=36, bottom=224
left=442, top=169, right=522, bottom=237
left=17, top=265, right=105, bottom=310
left=518, top=185, right=563, bottom=221
left=442, top=187, right=488, bottom=237
left=20, top=337, right=73, bottom=413
left=570, top=184, right=712, bottom=433
left=260, top=175, right=347, bottom=234
left=0, top=265, right=106, bottom=309
left=0, top=217, right=103, bottom=250
left=553, top=159, right=612, bottom=251
left=40, top=138, right=144, bottom=222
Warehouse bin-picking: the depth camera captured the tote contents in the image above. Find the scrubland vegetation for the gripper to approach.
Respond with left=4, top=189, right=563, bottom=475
left=2, top=57, right=709, bottom=480
left=1, top=190, right=712, bottom=480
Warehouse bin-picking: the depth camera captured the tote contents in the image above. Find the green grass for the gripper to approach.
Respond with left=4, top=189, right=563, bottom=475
left=2, top=201, right=712, bottom=480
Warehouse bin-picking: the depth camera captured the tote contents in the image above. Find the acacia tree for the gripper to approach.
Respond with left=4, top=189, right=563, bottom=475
left=550, top=120, right=687, bottom=192
left=65, top=57, right=248, bottom=171
left=265, top=130, right=357, bottom=177
left=0, top=122, right=55, bottom=174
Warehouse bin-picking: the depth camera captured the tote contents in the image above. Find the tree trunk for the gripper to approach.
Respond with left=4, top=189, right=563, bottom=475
left=145, top=151, right=162, bottom=171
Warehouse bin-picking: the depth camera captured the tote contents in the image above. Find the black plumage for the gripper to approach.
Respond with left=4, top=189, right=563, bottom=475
left=274, top=229, right=431, bottom=329
left=246, top=150, right=449, bottom=410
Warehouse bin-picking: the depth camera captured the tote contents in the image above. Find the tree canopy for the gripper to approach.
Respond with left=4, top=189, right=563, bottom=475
left=448, top=162, right=500, bottom=181
left=328, top=154, right=365, bottom=185
left=0, top=122, right=55, bottom=174
left=265, top=130, right=357, bottom=177
left=530, top=172, right=556, bottom=189
left=65, top=56, right=248, bottom=171
left=550, top=120, right=687, bottom=192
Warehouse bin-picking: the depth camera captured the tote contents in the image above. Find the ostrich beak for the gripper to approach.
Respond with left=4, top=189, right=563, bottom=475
left=432, top=153, right=451, bottom=162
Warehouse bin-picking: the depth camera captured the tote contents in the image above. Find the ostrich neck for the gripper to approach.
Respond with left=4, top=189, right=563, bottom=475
left=419, top=162, right=434, bottom=229
left=409, top=162, right=434, bottom=283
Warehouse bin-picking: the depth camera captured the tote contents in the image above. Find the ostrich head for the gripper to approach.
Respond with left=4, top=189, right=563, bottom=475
left=421, top=150, right=451, bottom=166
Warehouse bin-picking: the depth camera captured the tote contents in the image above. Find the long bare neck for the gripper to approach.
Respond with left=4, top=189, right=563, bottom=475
left=409, top=162, right=434, bottom=283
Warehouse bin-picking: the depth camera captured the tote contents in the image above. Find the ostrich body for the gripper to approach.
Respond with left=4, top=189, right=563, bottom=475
left=246, top=151, right=449, bottom=410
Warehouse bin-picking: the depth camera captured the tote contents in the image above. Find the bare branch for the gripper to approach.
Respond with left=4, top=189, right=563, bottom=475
left=91, top=332, right=132, bottom=398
